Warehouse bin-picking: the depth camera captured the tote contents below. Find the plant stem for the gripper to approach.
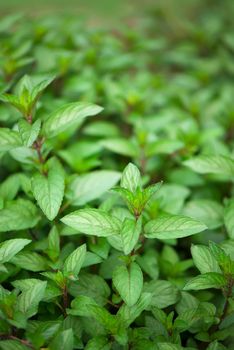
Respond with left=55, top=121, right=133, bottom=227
left=0, top=334, right=34, bottom=349
left=62, top=284, right=68, bottom=317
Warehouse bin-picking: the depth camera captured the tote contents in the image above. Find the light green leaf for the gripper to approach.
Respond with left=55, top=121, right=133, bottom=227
left=0, top=128, right=22, bottom=152
left=0, top=174, right=21, bottom=200
left=0, top=239, right=31, bottom=264
left=120, top=217, right=142, bottom=255
left=12, top=252, right=48, bottom=271
left=69, top=295, right=98, bottom=317
left=86, top=304, right=119, bottom=332
left=47, top=226, right=60, bottom=261
left=183, top=272, right=226, bottom=291
left=43, top=102, right=103, bottom=138
left=0, top=199, right=40, bottom=232
left=146, top=139, right=184, bottom=156
left=67, top=170, right=121, bottom=206
left=30, top=76, right=55, bottom=101
left=63, top=244, right=86, bottom=279
left=18, top=119, right=41, bottom=147
left=85, top=336, right=110, bottom=350
left=32, top=158, right=65, bottom=221
left=113, top=262, right=143, bottom=307
left=183, top=199, right=223, bottom=229
left=224, top=198, right=234, bottom=239
left=144, top=214, right=207, bottom=239
left=0, top=340, right=29, bottom=350
left=49, top=328, right=74, bottom=350
left=121, top=163, right=141, bottom=192
left=144, top=280, right=179, bottom=309
left=184, top=155, right=234, bottom=178
left=68, top=273, right=110, bottom=306
left=17, top=280, right=47, bottom=318
left=101, top=138, right=138, bottom=157
left=117, top=292, right=152, bottom=326
left=61, top=209, right=122, bottom=237
left=191, top=244, right=221, bottom=274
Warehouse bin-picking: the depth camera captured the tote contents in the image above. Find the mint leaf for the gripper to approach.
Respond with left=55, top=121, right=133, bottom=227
left=145, top=214, right=207, bottom=239
left=63, top=244, right=86, bottom=279
left=61, top=209, right=122, bottom=237
left=43, top=102, right=103, bottom=138
left=184, top=273, right=226, bottom=290
left=113, top=262, right=143, bottom=306
left=32, top=158, right=65, bottom=220
left=0, top=239, right=31, bottom=264
left=121, top=163, right=141, bottom=192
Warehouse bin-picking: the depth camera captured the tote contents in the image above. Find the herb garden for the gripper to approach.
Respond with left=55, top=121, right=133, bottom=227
left=0, top=2, right=234, bottom=349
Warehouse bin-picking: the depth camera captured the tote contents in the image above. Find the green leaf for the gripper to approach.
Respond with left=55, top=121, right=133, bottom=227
left=183, top=199, right=223, bottom=229
left=112, top=262, right=143, bottom=306
left=0, top=199, right=40, bottom=232
left=68, top=273, right=110, bottom=305
left=0, top=174, right=21, bottom=200
left=32, top=158, right=65, bottom=221
left=47, top=226, right=60, bottom=261
left=69, top=295, right=98, bottom=317
left=0, top=340, right=29, bottom=350
left=12, top=252, right=48, bottom=271
left=184, top=273, right=227, bottom=290
left=30, top=76, right=55, bottom=101
left=49, top=328, right=74, bottom=350
left=67, top=170, right=121, bottom=206
left=191, top=244, right=221, bottom=274
left=43, top=102, right=103, bottom=138
left=144, top=280, right=179, bottom=308
left=85, top=336, right=110, bottom=350
left=0, top=128, right=22, bottom=152
left=224, top=198, right=234, bottom=239
left=121, top=163, right=141, bottom=192
left=86, top=304, right=119, bottom=333
left=61, top=208, right=122, bottom=237
left=18, top=119, right=41, bottom=147
left=101, top=138, right=138, bottom=157
left=117, top=292, right=152, bottom=327
left=17, top=280, right=47, bottom=318
left=144, top=214, right=207, bottom=239
left=120, top=217, right=142, bottom=255
left=0, top=239, right=31, bottom=264
left=184, top=155, right=234, bottom=178
left=63, top=244, right=86, bottom=279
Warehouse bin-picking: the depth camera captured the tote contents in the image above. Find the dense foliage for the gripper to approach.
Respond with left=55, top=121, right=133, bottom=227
left=0, top=5, right=234, bottom=349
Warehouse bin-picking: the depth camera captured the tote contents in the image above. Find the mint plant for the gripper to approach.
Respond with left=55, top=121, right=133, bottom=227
left=1, top=5, right=234, bottom=349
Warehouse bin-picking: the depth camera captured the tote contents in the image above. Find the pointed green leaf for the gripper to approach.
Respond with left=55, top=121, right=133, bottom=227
left=144, top=214, right=207, bottom=239
left=18, top=119, right=41, bottom=147
left=0, top=239, right=31, bottom=264
left=67, top=170, right=121, bottom=206
left=32, top=158, right=65, bottom=220
left=121, top=163, right=141, bottom=192
left=0, top=128, right=22, bottom=152
left=0, top=199, right=40, bottom=232
left=49, top=328, right=74, bottom=350
left=224, top=198, right=234, bottom=239
left=63, top=244, right=86, bottom=279
left=61, top=209, right=122, bottom=237
left=184, top=155, right=234, bottom=178
left=184, top=273, right=226, bottom=291
left=120, top=217, right=142, bottom=255
left=191, top=244, right=221, bottom=274
left=17, top=280, right=47, bottom=318
left=43, top=102, right=103, bottom=138
left=113, top=262, right=143, bottom=306
left=47, top=226, right=60, bottom=261
left=143, top=280, right=179, bottom=309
